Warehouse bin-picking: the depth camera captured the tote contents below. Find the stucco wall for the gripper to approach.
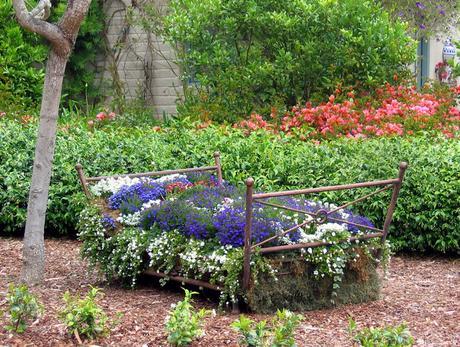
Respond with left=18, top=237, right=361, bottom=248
left=428, top=29, right=460, bottom=80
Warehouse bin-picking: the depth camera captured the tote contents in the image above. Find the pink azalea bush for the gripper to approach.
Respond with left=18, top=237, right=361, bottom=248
left=235, top=84, right=460, bottom=140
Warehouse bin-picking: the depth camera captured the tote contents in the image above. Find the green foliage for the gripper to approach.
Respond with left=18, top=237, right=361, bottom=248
left=50, top=0, right=105, bottom=106
left=232, top=309, right=303, bottom=347
left=3, top=283, right=43, bottom=333
left=0, top=0, right=47, bottom=110
left=348, top=318, right=414, bottom=347
left=59, top=287, right=116, bottom=341
left=155, top=0, right=415, bottom=121
left=0, top=118, right=458, bottom=253
left=165, top=289, right=210, bottom=346
left=0, top=0, right=104, bottom=110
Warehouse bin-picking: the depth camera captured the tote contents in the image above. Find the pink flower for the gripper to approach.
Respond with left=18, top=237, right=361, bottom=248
left=108, top=112, right=116, bottom=120
left=88, top=120, right=94, bottom=127
left=0, top=112, right=6, bottom=117
left=96, top=112, right=107, bottom=121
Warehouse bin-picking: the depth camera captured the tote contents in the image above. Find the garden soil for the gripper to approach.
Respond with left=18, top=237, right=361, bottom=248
left=0, top=238, right=458, bottom=346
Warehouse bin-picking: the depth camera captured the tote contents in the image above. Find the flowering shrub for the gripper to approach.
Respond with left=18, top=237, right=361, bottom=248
left=78, top=172, right=389, bottom=306
left=235, top=84, right=460, bottom=139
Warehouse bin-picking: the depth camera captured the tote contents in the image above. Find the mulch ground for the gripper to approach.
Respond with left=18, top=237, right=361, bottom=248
left=0, top=238, right=458, bottom=347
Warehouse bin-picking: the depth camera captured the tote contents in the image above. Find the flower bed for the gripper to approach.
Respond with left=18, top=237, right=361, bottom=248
left=77, top=160, right=394, bottom=312
left=235, top=84, right=460, bottom=139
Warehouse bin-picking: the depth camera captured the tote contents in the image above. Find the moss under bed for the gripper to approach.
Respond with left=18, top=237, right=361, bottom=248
left=246, top=251, right=381, bottom=313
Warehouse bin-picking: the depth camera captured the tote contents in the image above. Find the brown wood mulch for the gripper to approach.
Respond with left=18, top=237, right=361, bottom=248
left=0, top=238, right=458, bottom=347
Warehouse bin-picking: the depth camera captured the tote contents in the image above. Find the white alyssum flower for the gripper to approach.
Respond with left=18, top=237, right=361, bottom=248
left=154, top=174, right=188, bottom=185
left=90, top=176, right=144, bottom=196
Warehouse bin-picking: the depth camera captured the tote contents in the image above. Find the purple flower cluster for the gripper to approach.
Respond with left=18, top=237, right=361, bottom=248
left=101, top=214, right=116, bottom=230
left=184, top=210, right=212, bottom=239
left=107, top=175, right=376, bottom=248
left=213, top=206, right=287, bottom=247
left=346, top=214, right=375, bottom=234
left=272, top=197, right=375, bottom=234
left=184, top=184, right=239, bottom=210
left=186, top=172, right=219, bottom=185
left=108, top=180, right=166, bottom=211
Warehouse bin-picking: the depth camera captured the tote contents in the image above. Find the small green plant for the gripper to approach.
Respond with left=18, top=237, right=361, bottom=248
left=3, top=283, right=43, bottom=333
left=59, top=287, right=116, bottom=342
left=165, top=289, right=210, bottom=346
left=348, top=318, right=414, bottom=347
left=232, top=309, right=303, bottom=347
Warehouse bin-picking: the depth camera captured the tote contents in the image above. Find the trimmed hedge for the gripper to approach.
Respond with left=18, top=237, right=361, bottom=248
left=0, top=120, right=458, bottom=253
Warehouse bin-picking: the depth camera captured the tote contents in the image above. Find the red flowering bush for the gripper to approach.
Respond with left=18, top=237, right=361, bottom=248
left=87, top=111, right=117, bottom=129
left=235, top=84, right=460, bottom=139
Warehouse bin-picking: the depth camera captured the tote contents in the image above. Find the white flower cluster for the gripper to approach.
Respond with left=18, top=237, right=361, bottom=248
left=147, top=230, right=182, bottom=268
left=116, top=211, right=141, bottom=226
left=90, top=176, right=144, bottom=196
left=180, top=240, right=233, bottom=281
left=90, top=174, right=188, bottom=197
left=116, top=199, right=162, bottom=227
left=215, top=197, right=235, bottom=212
left=154, top=174, right=188, bottom=185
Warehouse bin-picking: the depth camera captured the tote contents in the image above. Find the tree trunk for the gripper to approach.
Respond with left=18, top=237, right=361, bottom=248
left=21, top=50, right=68, bottom=285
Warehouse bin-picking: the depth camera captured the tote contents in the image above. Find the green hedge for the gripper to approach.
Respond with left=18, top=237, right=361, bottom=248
left=0, top=120, right=458, bottom=253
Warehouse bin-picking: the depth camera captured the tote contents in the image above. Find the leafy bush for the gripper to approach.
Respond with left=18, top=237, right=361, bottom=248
left=165, top=289, right=210, bottom=346
left=3, top=283, right=43, bottom=333
left=0, top=0, right=104, bottom=110
left=0, top=117, right=458, bottom=253
left=59, top=287, right=115, bottom=341
left=0, top=0, right=46, bottom=110
left=154, top=0, right=415, bottom=121
left=50, top=0, right=105, bottom=106
left=232, top=309, right=303, bottom=347
left=236, top=84, right=460, bottom=139
left=348, top=318, right=414, bottom=347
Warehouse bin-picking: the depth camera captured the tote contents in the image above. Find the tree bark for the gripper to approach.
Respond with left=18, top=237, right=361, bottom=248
left=21, top=51, right=68, bottom=285
left=13, top=0, right=92, bottom=285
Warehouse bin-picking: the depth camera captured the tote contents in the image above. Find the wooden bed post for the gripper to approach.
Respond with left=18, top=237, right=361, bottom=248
left=214, top=151, right=223, bottom=185
left=243, top=178, right=254, bottom=292
left=381, top=162, right=408, bottom=245
left=75, top=163, right=91, bottom=198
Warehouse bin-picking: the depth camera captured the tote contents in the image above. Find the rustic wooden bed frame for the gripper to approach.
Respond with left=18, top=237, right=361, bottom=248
left=75, top=153, right=407, bottom=295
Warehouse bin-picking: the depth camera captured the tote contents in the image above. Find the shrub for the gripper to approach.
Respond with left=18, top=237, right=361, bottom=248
left=3, top=283, right=43, bottom=333
left=235, top=84, right=460, bottom=139
left=0, top=0, right=104, bottom=110
left=0, top=117, right=458, bottom=253
left=348, top=318, right=414, bottom=347
left=0, top=0, right=46, bottom=110
left=59, top=287, right=116, bottom=342
left=165, top=289, right=210, bottom=346
left=154, top=0, right=415, bottom=121
left=232, top=309, right=303, bottom=347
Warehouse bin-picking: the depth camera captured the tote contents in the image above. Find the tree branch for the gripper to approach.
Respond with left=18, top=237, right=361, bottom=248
left=58, top=0, right=92, bottom=41
left=13, top=0, right=69, bottom=54
left=30, top=0, right=51, bottom=20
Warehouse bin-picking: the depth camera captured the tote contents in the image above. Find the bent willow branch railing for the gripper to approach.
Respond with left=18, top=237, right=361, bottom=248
left=241, top=162, right=408, bottom=291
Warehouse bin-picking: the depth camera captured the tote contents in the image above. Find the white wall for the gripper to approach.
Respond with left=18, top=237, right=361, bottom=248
left=428, top=29, right=460, bottom=80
